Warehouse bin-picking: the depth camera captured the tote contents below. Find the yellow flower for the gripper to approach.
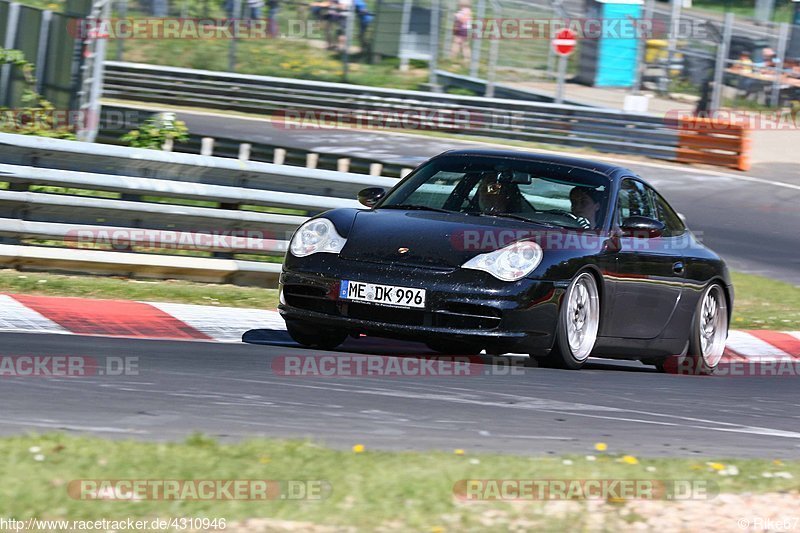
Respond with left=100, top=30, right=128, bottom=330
left=431, top=528, right=445, bottom=533
left=454, top=449, right=465, bottom=455
left=352, top=444, right=365, bottom=453
left=259, top=456, right=271, bottom=464
left=773, top=459, right=784, bottom=466
left=706, top=462, right=726, bottom=471
left=620, top=455, right=639, bottom=465
left=594, top=442, right=608, bottom=452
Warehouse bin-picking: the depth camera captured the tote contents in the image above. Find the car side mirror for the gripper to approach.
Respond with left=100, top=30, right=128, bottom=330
left=621, top=216, right=665, bottom=238
left=357, top=187, right=386, bottom=208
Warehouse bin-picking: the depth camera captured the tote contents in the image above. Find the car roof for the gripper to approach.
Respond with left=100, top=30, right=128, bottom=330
left=437, top=149, right=637, bottom=181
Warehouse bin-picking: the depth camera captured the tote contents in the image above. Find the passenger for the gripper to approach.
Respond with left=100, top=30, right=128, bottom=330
left=569, top=186, right=602, bottom=229
left=477, top=177, right=522, bottom=214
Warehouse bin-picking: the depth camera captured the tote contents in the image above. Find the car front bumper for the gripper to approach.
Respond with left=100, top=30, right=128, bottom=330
left=278, top=258, right=564, bottom=354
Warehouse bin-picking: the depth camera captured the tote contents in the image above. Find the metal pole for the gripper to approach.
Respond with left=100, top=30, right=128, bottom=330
left=84, top=0, right=111, bottom=143
left=342, top=0, right=356, bottom=81
left=398, top=0, right=413, bottom=71
left=555, top=53, right=567, bottom=104
left=755, top=0, right=774, bottom=23
left=0, top=2, right=21, bottom=107
left=770, top=22, right=790, bottom=107
left=469, top=0, right=485, bottom=77
left=115, top=0, right=127, bottom=60
left=663, top=0, right=682, bottom=94
left=485, top=29, right=498, bottom=97
left=441, top=0, right=454, bottom=60
left=632, top=0, right=654, bottom=95
left=228, top=0, right=242, bottom=71
left=710, top=12, right=733, bottom=111
left=428, top=0, right=440, bottom=90
left=35, top=10, right=53, bottom=95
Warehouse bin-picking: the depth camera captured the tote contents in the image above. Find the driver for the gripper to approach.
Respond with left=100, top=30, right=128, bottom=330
left=569, top=186, right=602, bottom=229
left=477, top=176, right=523, bottom=214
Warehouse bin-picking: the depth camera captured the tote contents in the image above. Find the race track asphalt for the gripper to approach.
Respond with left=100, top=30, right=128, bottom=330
left=2, top=332, right=799, bottom=458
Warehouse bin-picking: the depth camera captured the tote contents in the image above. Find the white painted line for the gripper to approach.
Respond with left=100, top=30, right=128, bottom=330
left=144, top=302, right=285, bottom=342
left=0, top=295, right=69, bottom=334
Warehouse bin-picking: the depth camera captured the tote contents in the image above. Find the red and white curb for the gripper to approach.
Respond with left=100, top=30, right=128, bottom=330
left=1, top=294, right=799, bottom=361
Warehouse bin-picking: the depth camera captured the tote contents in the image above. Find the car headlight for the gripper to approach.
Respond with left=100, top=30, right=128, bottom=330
left=462, top=240, right=543, bottom=281
left=290, top=218, right=347, bottom=257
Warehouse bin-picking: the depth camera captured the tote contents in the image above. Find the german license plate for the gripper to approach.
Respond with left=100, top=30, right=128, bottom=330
left=339, top=280, right=426, bottom=308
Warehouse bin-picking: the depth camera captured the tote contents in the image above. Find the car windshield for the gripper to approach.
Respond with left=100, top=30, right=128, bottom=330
left=379, top=155, right=611, bottom=230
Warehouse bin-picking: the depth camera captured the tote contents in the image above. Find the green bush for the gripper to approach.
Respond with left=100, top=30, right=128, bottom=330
left=0, top=48, right=75, bottom=139
left=120, top=112, right=189, bottom=149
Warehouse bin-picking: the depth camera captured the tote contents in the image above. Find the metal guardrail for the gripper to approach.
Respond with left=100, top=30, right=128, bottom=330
left=101, top=62, right=751, bottom=170
left=0, top=132, right=394, bottom=286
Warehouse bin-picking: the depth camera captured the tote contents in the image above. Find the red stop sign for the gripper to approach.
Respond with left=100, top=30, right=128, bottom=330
left=552, top=28, right=577, bottom=56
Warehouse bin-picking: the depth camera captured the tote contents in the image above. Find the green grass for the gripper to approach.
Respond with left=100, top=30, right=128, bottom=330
left=0, top=269, right=278, bottom=309
left=2, top=434, right=799, bottom=530
left=113, top=19, right=428, bottom=90
left=730, top=271, right=800, bottom=330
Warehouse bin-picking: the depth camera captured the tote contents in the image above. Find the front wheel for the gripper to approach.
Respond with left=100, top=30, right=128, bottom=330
left=547, top=272, right=601, bottom=370
left=286, top=321, right=348, bottom=350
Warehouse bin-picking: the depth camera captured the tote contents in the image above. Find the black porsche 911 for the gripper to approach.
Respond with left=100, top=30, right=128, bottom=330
left=278, top=150, right=733, bottom=373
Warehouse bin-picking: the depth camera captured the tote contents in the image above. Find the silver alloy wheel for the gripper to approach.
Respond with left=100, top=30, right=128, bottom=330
left=565, top=273, right=600, bottom=361
left=698, top=284, right=728, bottom=367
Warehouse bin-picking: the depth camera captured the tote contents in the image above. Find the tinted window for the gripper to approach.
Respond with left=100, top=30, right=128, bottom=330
left=616, top=179, right=655, bottom=225
left=381, top=156, right=610, bottom=229
left=647, top=187, right=686, bottom=237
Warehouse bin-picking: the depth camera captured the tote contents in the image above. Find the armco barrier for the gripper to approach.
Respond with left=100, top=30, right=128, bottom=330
left=101, top=62, right=752, bottom=171
left=0, top=132, right=394, bottom=286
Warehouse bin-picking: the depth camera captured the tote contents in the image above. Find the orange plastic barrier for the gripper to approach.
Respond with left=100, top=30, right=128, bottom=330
left=673, top=117, right=750, bottom=171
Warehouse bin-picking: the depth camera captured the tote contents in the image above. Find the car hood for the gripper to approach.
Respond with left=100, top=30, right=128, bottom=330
left=338, top=208, right=559, bottom=269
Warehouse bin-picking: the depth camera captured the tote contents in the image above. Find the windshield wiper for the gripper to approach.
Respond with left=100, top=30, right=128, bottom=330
left=380, top=204, right=453, bottom=213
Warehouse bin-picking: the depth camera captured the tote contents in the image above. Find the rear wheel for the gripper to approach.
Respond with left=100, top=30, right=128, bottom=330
left=685, top=283, right=728, bottom=375
left=286, top=321, right=348, bottom=350
left=655, top=283, right=728, bottom=375
left=548, top=272, right=600, bottom=370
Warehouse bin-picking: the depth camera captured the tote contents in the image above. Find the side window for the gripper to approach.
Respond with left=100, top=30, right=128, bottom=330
left=646, top=187, right=686, bottom=237
left=616, top=179, right=654, bottom=225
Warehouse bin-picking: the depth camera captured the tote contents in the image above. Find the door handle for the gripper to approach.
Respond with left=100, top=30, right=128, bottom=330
left=672, top=261, right=685, bottom=275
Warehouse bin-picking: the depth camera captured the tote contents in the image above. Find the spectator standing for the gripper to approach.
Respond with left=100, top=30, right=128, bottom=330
left=354, top=0, right=373, bottom=52
left=247, top=0, right=265, bottom=19
left=268, top=0, right=280, bottom=37
left=450, top=0, right=471, bottom=62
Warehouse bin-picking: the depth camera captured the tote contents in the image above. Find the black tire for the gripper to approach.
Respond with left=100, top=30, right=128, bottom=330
left=655, top=284, right=728, bottom=376
left=286, top=321, right=348, bottom=350
left=683, top=283, right=729, bottom=375
left=547, top=272, right=601, bottom=370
